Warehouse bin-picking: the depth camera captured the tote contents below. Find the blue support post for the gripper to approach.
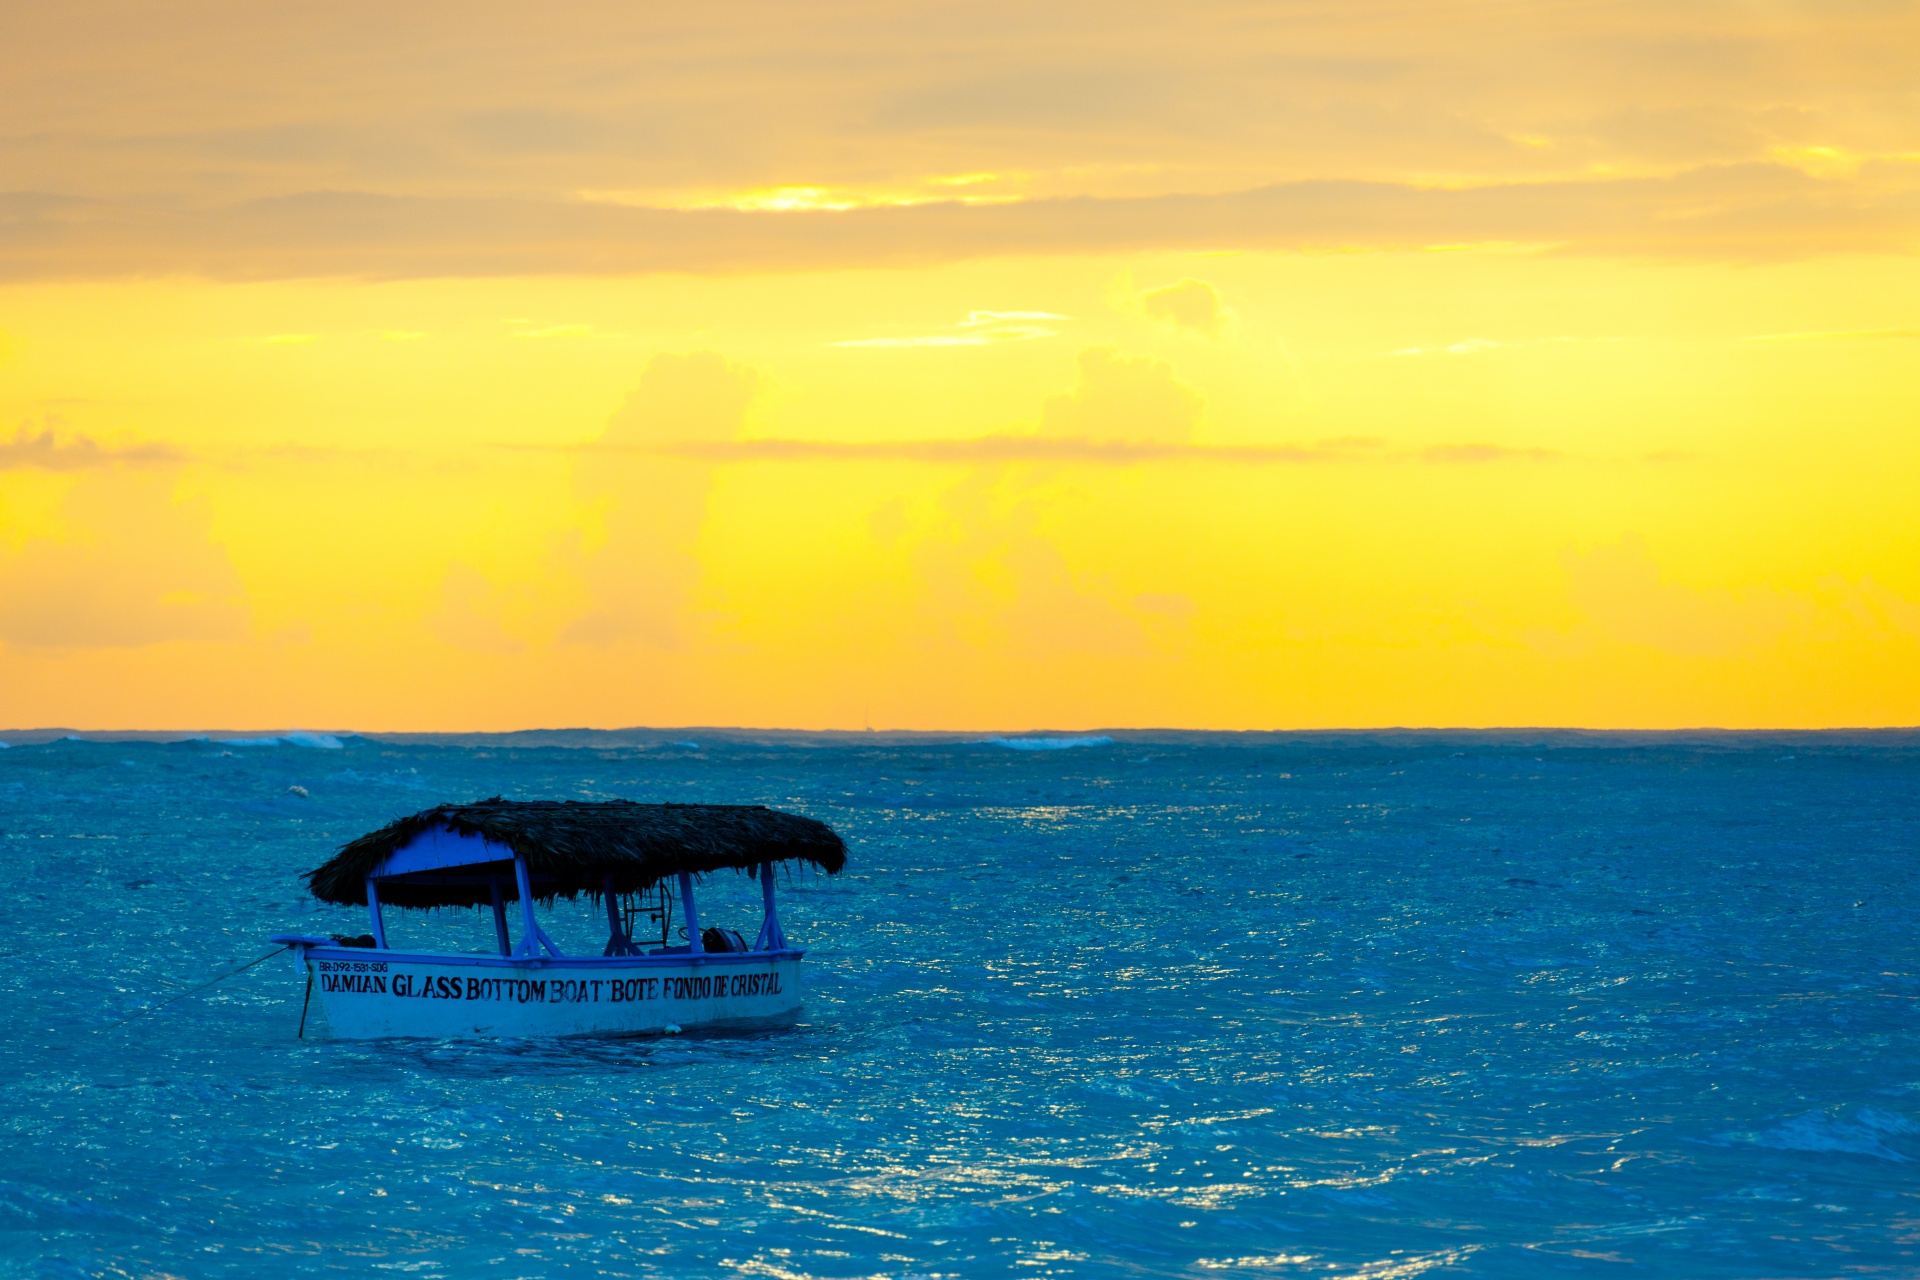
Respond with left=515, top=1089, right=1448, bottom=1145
left=755, top=861, right=786, bottom=951
left=602, top=873, right=629, bottom=956
left=365, top=877, right=388, bottom=949
left=509, top=855, right=563, bottom=958
left=490, top=877, right=511, bottom=955
left=679, top=871, right=703, bottom=953
left=513, top=856, right=540, bottom=957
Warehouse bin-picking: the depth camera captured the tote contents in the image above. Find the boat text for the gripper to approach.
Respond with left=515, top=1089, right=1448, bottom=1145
left=340, top=969, right=786, bottom=1003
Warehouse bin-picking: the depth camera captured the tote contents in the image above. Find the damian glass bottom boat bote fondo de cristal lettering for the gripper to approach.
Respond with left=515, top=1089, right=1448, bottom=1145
left=273, top=798, right=849, bottom=1039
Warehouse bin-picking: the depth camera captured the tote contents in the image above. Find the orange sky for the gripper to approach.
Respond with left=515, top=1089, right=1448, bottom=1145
left=2, top=1, right=1918, bottom=730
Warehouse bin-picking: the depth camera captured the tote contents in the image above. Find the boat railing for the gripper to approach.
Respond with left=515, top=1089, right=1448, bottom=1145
left=354, top=854, right=792, bottom=960
left=617, top=885, right=673, bottom=952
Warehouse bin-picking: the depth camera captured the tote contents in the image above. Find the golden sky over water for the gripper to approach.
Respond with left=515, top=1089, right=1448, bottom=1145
left=3, top=1, right=1917, bottom=730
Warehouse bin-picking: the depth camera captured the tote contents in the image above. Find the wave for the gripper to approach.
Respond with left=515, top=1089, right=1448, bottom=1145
left=984, top=735, right=1116, bottom=751
left=217, top=731, right=346, bottom=750
left=1717, top=1110, right=1913, bottom=1162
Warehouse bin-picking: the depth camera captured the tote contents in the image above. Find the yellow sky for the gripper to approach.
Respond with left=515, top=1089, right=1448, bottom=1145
left=2, top=2, right=1917, bottom=730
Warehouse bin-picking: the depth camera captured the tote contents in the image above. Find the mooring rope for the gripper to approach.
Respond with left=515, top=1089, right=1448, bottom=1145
left=297, top=964, right=315, bottom=1039
left=98, top=944, right=292, bottom=1034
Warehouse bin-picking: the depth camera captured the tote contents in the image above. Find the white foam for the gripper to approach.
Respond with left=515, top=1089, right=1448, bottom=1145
left=218, top=731, right=345, bottom=750
left=283, top=731, right=345, bottom=749
left=985, top=735, right=1115, bottom=751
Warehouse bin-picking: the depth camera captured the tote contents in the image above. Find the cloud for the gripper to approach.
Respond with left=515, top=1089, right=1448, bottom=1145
left=564, top=437, right=1563, bottom=465
left=5, top=0, right=1917, bottom=282
left=604, top=352, right=760, bottom=444
left=511, top=323, right=603, bottom=340
left=565, top=352, right=762, bottom=646
left=1392, top=339, right=1503, bottom=357
left=831, top=330, right=1052, bottom=349
left=994, top=529, right=1156, bottom=656
left=619, top=183, right=1023, bottom=212
left=1140, top=279, right=1224, bottom=338
left=1041, top=347, right=1201, bottom=444
left=831, top=310, right=1065, bottom=348
left=0, top=428, right=184, bottom=470
left=562, top=437, right=1321, bottom=463
left=5, top=162, right=1917, bottom=282
left=1746, top=328, right=1920, bottom=343
left=1562, top=535, right=1800, bottom=657
left=880, top=468, right=1166, bottom=661
left=431, top=563, right=526, bottom=653
left=536, top=431, right=1556, bottom=467
left=1549, top=538, right=1920, bottom=667
left=1421, top=443, right=1559, bottom=464
left=0, top=472, right=247, bottom=648
left=962, top=310, right=1064, bottom=326
left=577, top=351, right=1213, bottom=668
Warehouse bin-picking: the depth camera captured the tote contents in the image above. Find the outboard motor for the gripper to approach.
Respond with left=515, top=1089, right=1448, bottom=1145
left=701, top=926, right=749, bottom=953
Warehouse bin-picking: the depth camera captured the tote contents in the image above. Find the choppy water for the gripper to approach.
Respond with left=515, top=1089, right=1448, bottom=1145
left=1, top=729, right=1917, bottom=1278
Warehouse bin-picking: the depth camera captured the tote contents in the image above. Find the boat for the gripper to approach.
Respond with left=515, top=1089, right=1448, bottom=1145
left=270, top=797, right=847, bottom=1039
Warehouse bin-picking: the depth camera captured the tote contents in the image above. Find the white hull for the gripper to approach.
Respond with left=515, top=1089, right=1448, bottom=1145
left=297, top=945, right=804, bottom=1039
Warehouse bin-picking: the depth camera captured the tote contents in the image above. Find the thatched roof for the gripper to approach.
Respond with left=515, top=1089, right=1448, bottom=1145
left=307, top=797, right=847, bottom=909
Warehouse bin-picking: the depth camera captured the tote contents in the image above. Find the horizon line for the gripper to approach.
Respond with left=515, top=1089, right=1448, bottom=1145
left=5, top=724, right=1918, bottom=746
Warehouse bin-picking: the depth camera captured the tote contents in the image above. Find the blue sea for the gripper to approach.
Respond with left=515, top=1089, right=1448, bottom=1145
left=1, top=729, right=1917, bottom=1278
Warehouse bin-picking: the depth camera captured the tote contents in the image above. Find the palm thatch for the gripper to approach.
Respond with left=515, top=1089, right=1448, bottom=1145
left=307, top=797, right=847, bottom=909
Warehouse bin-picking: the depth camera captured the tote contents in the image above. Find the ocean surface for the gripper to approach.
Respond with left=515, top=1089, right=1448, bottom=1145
left=1, top=729, right=1916, bottom=1279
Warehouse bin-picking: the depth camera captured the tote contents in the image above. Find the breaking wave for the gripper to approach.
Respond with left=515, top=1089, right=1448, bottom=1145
left=217, top=731, right=346, bottom=749
left=985, top=735, right=1116, bottom=751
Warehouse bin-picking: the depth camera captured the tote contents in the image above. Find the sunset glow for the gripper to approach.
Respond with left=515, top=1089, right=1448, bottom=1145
left=3, top=1, right=1917, bottom=730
